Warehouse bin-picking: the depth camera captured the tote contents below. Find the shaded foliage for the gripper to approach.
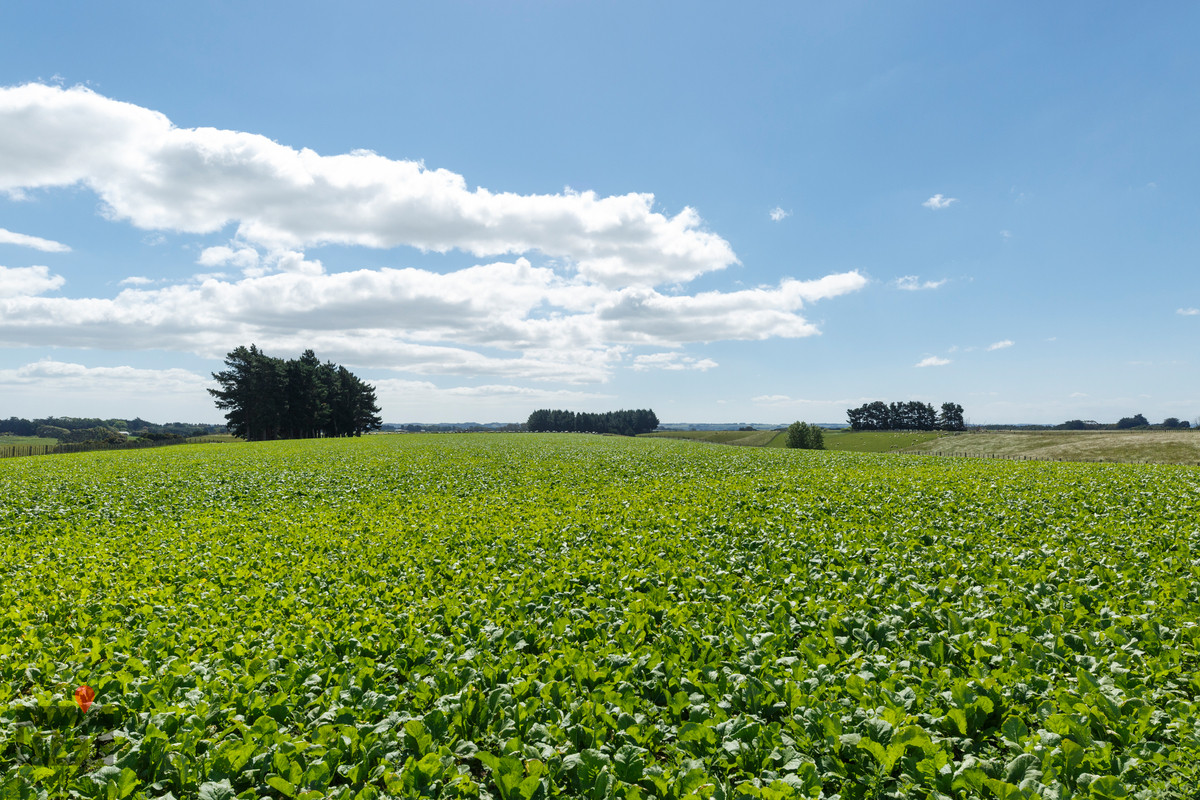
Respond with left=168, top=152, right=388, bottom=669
left=209, top=345, right=382, bottom=441
left=526, top=408, right=659, bottom=436
left=847, top=401, right=963, bottom=431
left=786, top=421, right=825, bottom=449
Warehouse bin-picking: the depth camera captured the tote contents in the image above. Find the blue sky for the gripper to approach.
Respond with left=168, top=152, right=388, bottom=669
left=1, top=2, right=1197, bottom=425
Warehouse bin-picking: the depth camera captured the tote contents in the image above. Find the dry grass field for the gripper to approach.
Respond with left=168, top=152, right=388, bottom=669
left=908, top=429, right=1200, bottom=464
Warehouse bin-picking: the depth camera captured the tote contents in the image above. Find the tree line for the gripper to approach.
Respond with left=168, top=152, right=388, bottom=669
left=847, top=401, right=965, bottom=431
left=526, top=408, right=659, bottom=436
left=0, top=416, right=222, bottom=443
left=1059, top=414, right=1192, bottom=430
left=209, top=345, right=382, bottom=441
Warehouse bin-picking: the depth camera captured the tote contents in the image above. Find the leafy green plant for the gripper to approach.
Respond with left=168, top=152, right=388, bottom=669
left=1, top=435, right=1198, bottom=797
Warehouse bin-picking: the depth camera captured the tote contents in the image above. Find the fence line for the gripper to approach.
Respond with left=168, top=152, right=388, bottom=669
left=933, top=451, right=1199, bottom=466
left=0, top=437, right=219, bottom=460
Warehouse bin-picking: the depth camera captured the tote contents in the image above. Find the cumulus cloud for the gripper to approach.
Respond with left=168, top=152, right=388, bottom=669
left=596, top=271, right=866, bottom=345
left=0, top=83, right=873, bottom=386
left=0, top=83, right=737, bottom=287
left=922, top=194, right=957, bottom=210
left=198, top=245, right=262, bottom=271
left=631, top=353, right=718, bottom=371
left=915, top=356, right=951, bottom=367
left=895, top=275, right=947, bottom=291
left=0, top=265, right=64, bottom=297
left=768, top=207, right=790, bottom=222
left=0, top=259, right=865, bottom=382
left=0, top=227, right=70, bottom=252
left=987, top=339, right=1014, bottom=351
left=1177, top=307, right=1199, bottom=316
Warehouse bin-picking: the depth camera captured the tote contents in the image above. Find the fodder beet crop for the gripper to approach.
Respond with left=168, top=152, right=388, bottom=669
left=2, top=434, right=1199, bottom=799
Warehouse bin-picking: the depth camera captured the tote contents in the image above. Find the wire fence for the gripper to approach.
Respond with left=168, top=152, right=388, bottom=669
left=0, top=437, right=225, bottom=460
left=932, top=451, right=1199, bottom=466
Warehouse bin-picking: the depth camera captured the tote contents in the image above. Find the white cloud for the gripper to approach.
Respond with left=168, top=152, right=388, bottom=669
left=987, top=339, right=1014, bottom=351
left=751, top=394, right=874, bottom=408
left=915, top=356, right=951, bottom=367
left=631, top=353, right=718, bottom=372
left=895, top=275, right=947, bottom=291
left=0, top=84, right=874, bottom=386
left=198, top=245, right=262, bottom=272
left=1177, top=307, right=1199, bottom=316
left=0, top=265, right=65, bottom=297
left=0, top=83, right=738, bottom=288
left=0, top=260, right=864, bottom=382
left=922, top=194, right=957, bottom=210
left=0, top=359, right=209, bottom=394
left=596, top=271, right=866, bottom=345
left=0, top=227, right=71, bottom=252
left=769, top=206, right=790, bottom=222
left=751, top=394, right=792, bottom=404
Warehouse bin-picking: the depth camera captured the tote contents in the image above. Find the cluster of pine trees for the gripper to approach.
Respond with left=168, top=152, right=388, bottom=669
left=846, top=401, right=965, bottom=431
left=209, top=345, right=382, bottom=441
left=526, top=408, right=659, bottom=436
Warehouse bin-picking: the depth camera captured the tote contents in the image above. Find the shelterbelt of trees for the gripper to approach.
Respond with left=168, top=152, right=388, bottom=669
left=0, top=416, right=222, bottom=442
left=526, top=408, right=659, bottom=436
left=209, top=345, right=382, bottom=441
left=847, top=401, right=965, bottom=431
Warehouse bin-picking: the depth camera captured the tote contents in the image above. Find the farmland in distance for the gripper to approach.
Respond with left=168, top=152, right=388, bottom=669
left=2, top=434, right=1199, bottom=798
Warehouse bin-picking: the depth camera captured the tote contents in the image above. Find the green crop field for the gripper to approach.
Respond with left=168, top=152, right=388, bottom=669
left=3, top=435, right=1199, bottom=799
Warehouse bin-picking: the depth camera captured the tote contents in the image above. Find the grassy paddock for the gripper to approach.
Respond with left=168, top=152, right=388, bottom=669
left=821, top=429, right=946, bottom=453
left=0, top=435, right=59, bottom=447
left=641, top=429, right=784, bottom=447
left=911, top=429, right=1200, bottom=464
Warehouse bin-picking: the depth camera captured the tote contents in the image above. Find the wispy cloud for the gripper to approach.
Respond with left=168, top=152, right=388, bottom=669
left=895, top=275, right=947, bottom=291
left=987, top=339, right=1014, bottom=351
left=0, top=360, right=209, bottom=394
left=631, top=353, right=718, bottom=372
left=922, top=194, right=957, bottom=210
left=768, top=206, right=791, bottom=222
left=1177, top=307, right=1199, bottom=316
left=0, top=227, right=71, bottom=252
left=915, top=356, right=951, bottom=368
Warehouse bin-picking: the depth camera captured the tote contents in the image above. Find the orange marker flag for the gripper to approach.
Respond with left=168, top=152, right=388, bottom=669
left=74, top=685, right=95, bottom=713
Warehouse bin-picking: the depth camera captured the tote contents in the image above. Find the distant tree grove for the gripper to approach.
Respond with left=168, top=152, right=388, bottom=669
left=786, top=421, right=825, bottom=450
left=526, top=408, right=659, bottom=436
left=0, top=416, right=222, bottom=442
left=847, top=401, right=965, bottom=431
left=209, top=345, right=382, bottom=441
